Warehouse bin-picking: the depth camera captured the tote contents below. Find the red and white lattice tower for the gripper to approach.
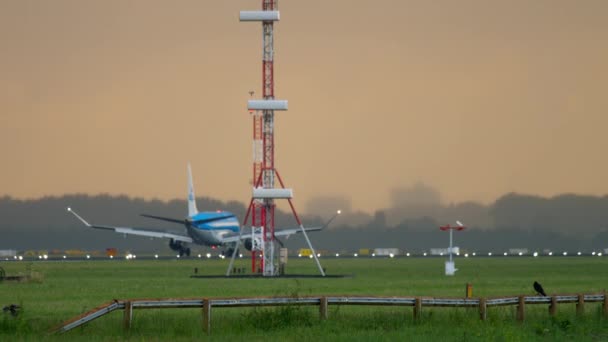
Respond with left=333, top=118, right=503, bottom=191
left=239, top=1, right=323, bottom=276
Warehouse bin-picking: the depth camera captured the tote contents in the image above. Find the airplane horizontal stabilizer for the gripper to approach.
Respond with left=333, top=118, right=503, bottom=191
left=140, top=214, right=184, bottom=225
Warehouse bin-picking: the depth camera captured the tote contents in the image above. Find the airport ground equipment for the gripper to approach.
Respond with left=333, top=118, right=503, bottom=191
left=440, top=221, right=466, bottom=275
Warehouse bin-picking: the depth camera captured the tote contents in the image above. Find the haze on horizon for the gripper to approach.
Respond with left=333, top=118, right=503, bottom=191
left=1, top=0, right=607, bottom=214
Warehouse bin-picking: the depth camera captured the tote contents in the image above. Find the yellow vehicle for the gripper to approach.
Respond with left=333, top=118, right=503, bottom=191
left=298, top=248, right=313, bottom=257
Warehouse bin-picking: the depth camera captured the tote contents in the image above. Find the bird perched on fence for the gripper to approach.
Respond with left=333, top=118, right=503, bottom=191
left=533, top=281, right=547, bottom=296
left=2, top=304, right=20, bottom=317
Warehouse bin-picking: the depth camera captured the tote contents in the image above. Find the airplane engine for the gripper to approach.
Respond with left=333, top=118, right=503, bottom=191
left=243, top=238, right=253, bottom=251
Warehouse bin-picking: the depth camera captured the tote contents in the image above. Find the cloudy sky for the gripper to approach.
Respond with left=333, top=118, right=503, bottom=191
left=1, top=0, right=606, bottom=213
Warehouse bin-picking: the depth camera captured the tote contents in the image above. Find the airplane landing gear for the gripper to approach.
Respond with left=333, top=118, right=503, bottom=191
left=170, top=239, right=190, bottom=257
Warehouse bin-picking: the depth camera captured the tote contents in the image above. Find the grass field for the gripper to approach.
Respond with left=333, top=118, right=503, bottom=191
left=1, top=256, right=608, bottom=341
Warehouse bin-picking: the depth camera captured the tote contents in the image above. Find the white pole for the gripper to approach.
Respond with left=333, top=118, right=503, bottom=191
left=298, top=224, right=325, bottom=276
left=449, top=228, right=453, bottom=263
left=226, top=226, right=244, bottom=276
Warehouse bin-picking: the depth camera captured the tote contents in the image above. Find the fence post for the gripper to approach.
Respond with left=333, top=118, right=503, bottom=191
left=603, top=291, right=608, bottom=317
left=123, top=301, right=132, bottom=330
left=479, top=298, right=487, bottom=321
left=576, top=294, right=584, bottom=316
left=549, top=296, right=557, bottom=316
left=319, top=297, right=328, bottom=320
left=516, top=296, right=525, bottom=322
left=414, top=297, right=422, bottom=321
left=202, top=299, right=211, bottom=334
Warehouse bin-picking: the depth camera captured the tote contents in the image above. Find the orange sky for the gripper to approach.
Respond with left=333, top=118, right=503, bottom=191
left=1, top=0, right=607, bottom=213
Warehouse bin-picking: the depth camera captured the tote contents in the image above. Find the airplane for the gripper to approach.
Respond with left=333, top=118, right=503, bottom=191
left=67, top=164, right=339, bottom=257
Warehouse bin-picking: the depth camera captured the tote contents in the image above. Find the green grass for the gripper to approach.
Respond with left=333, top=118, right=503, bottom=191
left=1, top=257, right=608, bottom=340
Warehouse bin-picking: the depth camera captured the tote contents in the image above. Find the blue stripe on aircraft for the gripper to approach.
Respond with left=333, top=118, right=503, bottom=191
left=191, top=212, right=239, bottom=233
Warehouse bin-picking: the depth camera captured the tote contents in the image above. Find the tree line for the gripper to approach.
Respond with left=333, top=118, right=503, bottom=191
left=1, top=191, right=607, bottom=252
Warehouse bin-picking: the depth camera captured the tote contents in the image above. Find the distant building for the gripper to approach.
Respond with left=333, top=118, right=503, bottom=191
left=430, top=247, right=460, bottom=255
left=0, top=250, right=16, bottom=258
left=509, top=248, right=529, bottom=255
left=373, top=248, right=399, bottom=256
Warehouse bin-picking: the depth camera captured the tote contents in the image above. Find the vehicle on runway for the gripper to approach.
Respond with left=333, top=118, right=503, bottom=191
left=67, top=164, right=335, bottom=257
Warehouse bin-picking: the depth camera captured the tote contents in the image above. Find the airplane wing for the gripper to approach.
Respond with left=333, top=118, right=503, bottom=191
left=220, top=210, right=341, bottom=244
left=67, top=207, right=193, bottom=243
left=274, top=227, right=323, bottom=237
left=220, top=226, right=323, bottom=243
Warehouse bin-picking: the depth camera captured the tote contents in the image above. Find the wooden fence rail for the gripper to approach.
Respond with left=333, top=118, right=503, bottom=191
left=54, top=292, right=608, bottom=334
